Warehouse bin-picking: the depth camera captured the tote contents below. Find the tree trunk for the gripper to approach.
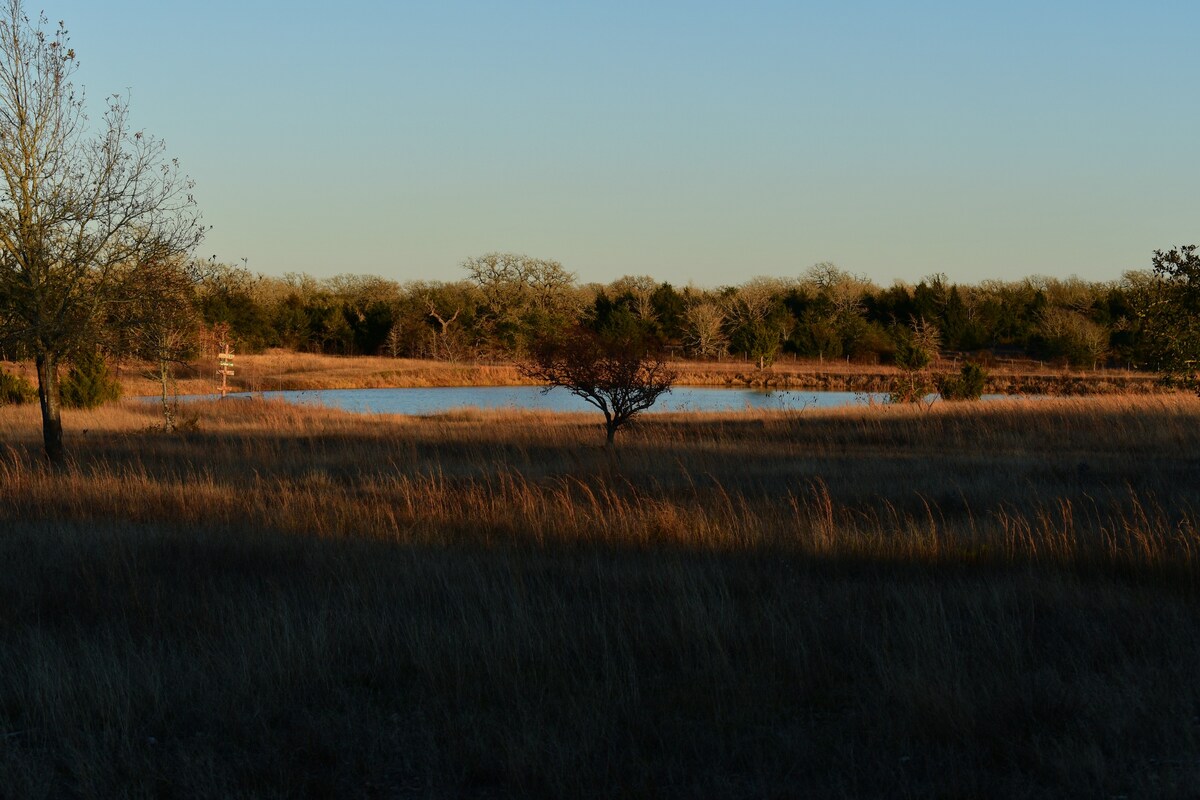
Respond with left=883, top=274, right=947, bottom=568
left=605, top=421, right=618, bottom=446
left=35, top=352, right=65, bottom=468
left=159, top=358, right=175, bottom=432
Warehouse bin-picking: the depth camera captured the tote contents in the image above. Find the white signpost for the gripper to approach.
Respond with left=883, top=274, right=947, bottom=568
left=218, top=345, right=235, bottom=398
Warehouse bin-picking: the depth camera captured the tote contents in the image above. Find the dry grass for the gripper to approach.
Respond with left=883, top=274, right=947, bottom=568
left=5, top=350, right=1160, bottom=398
left=4, top=394, right=1194, bottom=564
left=1, top=394, right=1199, bottom=796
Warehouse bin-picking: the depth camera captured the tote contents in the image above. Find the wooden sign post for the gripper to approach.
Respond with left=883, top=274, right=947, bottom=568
left=217, top=343, right=235, bottom=398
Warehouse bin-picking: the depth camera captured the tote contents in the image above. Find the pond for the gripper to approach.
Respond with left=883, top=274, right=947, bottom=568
left=178, top=386, right=1005, bottom=415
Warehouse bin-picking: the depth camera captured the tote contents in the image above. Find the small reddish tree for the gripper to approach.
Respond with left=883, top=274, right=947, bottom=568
left=521, top=325, right=677, bottom=446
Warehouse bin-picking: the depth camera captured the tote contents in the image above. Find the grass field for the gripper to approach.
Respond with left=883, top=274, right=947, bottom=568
left=1, top=394, right=1198, bottom=796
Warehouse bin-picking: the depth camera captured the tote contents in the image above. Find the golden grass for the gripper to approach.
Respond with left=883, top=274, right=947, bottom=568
left=2, top=392, right=1197, bottom=569
left=3, top=393, right=1200, bottom=795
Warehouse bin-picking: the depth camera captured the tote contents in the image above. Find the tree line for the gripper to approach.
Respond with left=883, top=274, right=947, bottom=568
left=182, top=254, right=1155, bottom=370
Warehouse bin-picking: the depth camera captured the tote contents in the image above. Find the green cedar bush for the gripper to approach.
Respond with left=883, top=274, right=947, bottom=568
left=938, top=362, right=988, bottom=401
left=60, top=350, right=121, bottom=409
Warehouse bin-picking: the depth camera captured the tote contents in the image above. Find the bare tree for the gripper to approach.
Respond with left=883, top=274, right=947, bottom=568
left=425, top=299, right=461, bottom=360
left=465, top=252, right=574, bottom=315
left=521, top=327, right=677, bottom=446
left=1042, top=276, right=1101, bottom=315
left=0, top=2, right=203, bottom=464
left=802, top=262, right=871, bottom=319
left=1036, top=307, right=1108, bottom=368
left=722, top=277, right=790, bottom=326
left=383, top=322, right=405, bottom=358
left=721, top=277, right=793, bottom=368
left=608, top=275, right=659, bottom=323
left=463, top=252, right=578, bottom=353
left=891, top=318, right=941, bottom=403
left=120, top=255, right=201, bottom=431
left=682, top=301, right=727, bottom=358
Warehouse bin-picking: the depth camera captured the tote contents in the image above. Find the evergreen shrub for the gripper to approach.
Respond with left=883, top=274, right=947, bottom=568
left=60, top=350, right=121, bottom=409
left=938, top=362, right=988, bottom=401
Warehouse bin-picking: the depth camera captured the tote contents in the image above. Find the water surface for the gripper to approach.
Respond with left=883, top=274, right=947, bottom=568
left=192, top=386, right=941, bottom=415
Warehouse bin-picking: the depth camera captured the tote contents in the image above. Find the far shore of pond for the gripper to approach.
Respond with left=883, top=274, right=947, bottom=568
left=3, top=349, right=1169, bottom=400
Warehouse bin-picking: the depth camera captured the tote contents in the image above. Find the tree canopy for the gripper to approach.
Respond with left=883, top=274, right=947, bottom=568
left=1138, top=245, right=1200, bottom=392
left=521, top=325, right=677, bottom=446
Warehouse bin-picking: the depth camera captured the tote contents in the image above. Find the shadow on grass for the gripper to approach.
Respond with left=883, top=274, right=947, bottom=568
left=2, top=519, right=1199, bottom=798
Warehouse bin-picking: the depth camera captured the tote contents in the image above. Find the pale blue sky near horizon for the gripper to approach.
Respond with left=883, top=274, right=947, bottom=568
left=45, top=0, right=1200, bottom=287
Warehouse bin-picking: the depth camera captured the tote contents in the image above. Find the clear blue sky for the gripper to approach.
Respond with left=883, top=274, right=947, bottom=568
left=48, top=0, right=1200, bottom=286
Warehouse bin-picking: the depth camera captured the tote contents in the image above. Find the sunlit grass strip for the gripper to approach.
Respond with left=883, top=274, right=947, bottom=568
left=2, top=351, right=1168, bottom=398
left=2, top=416, right=1197, bottom=576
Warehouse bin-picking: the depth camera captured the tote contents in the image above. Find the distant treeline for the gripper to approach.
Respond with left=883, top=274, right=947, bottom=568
left=191, top=254, right=1154, bottom=368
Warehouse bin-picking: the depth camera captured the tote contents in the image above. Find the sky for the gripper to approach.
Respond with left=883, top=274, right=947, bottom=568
left=44, top=0, right=1200, bottom=287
